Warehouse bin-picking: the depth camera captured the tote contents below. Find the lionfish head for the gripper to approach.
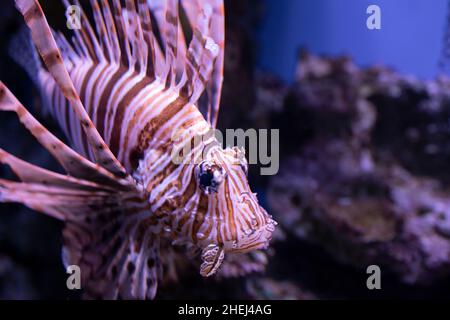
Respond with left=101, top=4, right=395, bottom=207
left=194, top=146, right=277, bottom=277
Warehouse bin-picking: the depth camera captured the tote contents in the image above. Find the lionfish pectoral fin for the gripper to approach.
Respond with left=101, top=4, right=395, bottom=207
left=200, top=244, right=225, bottom=277
left=69, top=225, right=161, bottom=300
left=0, top=82, right=161, bottom=299
left=0, top=82, right=130, bottom=189
left=15, top=0, right=127, bottom=177
left=0, top=143, right=117, bottom=220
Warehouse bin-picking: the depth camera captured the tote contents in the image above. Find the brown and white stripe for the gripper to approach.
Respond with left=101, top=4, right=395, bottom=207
left=0, top=0, right=276, bottom=299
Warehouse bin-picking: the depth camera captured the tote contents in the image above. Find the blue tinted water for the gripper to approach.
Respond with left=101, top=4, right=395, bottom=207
left=258, top=0, right=448, bottom=82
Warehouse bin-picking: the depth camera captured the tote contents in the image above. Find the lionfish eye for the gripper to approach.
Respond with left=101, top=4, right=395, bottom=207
left=197, top=160, right=226, bottom=194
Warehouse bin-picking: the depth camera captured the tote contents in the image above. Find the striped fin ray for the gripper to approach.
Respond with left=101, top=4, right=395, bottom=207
left=179, top=1, right=221, bottom=109
left=14, top=0, right=127, bottom=177
left=0, top=179, right=110, bottom=220
left=124, top=0, right=147, bottom=73
left=0, top=82, right=130, bottom=189
left=143, top=0, right=168, bottom=78
left=54, top=31, right=80, bottom=69
left=204, top=0, right=225, bottom=127
left=144, top=0, right=173, bottom=81
left=163, top=0, right=179, bottom=87
left=137, top=0, right=157, bottom=77
left=0, top=82, right=161, bottom=299
left=146, top=0, right=223, bottom=109
left=58, top=0, right=223, bottom=128
left=71, top=33, right=87, bottom=58
left=89, top=0, right=113, bottom=62
left=145, top=0, right=188, bottom=85
left=175, top=21, right=188, bottom=83
left=0, top=172, right=159, bottom=299
left=98, top=0, right=121, bottom=63
left=111, top=0, right=133, bottom=67
left=0, top=148, right=114, bottom=193
left=64, top=0, right=105, bottom=62
left=181, top=0, right=224, bottom=127
left=62, top=192, right=160, bottom=300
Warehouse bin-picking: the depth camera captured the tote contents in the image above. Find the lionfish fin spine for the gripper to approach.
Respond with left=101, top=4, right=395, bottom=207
left=178, top=1, right=220, bottom=107
left=204, top=0, right=225, bottom=127
left=66, top=0, right=105, bottom=62
left=54, top=31, right=80, bottom=68
left=60, top=0, right=223, bottom=128
left=0, top=178, right=88, bottom=220
left=98, top=0, right=121, bottom=63
left=137, top=0, right=157, bottom=78
left=124, top=0, right=146, bottom=73
left=0, top=82, right=130, bottom=190
left=0, top=148, right=114, bottom=192
left=112, top=0, right=133, bottom=67
left=163, top=0, right=179, bottom=87
left=181, top=0, right=224, bottom=127
left=14, top=0, right=127, bottom=177
left=89, top=0, right=112, bottom=61
left=0, top=81, right=160, bottom=299
left=0, top=167, right=159, bottom=299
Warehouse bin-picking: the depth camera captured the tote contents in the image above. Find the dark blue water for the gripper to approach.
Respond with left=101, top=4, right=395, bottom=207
left=258, top=0, right=447, bottom=82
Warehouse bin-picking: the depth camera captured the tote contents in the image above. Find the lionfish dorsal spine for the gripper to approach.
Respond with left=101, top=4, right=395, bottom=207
left=15, top=0, right=127, bottom=177
left=0, top=0, right=248, bottom=300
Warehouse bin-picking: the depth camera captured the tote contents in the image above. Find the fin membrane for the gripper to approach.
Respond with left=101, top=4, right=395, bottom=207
left=0, top=82, right=159, bottom=299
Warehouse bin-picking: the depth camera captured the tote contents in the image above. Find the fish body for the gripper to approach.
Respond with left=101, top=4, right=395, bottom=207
left=0, top=0, right=276, bottom=299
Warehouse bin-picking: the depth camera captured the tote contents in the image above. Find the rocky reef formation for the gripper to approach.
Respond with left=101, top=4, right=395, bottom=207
left=268, top=51, right=450, bottom=285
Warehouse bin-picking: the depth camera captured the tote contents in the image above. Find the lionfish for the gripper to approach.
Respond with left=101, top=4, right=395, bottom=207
left=0, top=0, right=276, bottom=299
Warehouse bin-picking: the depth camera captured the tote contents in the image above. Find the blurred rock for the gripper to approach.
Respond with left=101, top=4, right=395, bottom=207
left=268, top=52, right=450, bottom=285
left=0, top=255, right=37, bottom=299
left=246, top=278, right=315, bottom=300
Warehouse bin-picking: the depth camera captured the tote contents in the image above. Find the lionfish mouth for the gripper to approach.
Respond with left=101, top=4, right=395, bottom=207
left=230, top=192, right=278, bottom=253
left=199, top=218, right=277, bottom=278
left=230, top=218, right=277, bottom=254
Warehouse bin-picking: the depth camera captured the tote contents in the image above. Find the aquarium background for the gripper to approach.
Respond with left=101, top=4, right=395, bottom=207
left=2, top=0, right=450, bottom=299
left=259, top=0, right=448, bottom=82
